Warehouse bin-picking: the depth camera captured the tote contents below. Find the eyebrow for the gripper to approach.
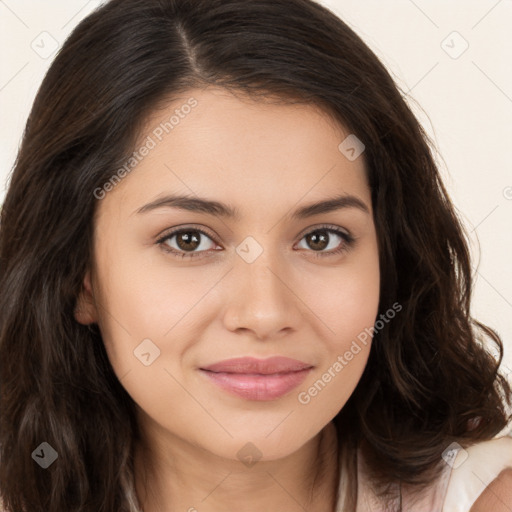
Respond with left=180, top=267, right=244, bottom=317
left=135, top=193, right=370, bottom=219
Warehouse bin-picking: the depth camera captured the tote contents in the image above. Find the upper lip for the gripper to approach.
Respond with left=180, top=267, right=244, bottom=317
left=200, top=356, right=313, bottom=375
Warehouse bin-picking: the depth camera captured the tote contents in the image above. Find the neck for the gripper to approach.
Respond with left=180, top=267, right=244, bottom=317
left=133, top=420, right=340, bottom=512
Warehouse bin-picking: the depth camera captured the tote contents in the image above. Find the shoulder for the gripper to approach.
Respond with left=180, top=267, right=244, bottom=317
left=442, top=435, right=512, bottom=512
left=469, top=467, right=512, bottom=512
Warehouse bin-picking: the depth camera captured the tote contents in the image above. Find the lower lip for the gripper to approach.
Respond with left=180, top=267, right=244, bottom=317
left=200, top=368, right=312, bottom=401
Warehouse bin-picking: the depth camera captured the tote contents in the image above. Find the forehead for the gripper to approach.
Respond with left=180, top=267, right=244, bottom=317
left=100, top=87, right=371, bottom=221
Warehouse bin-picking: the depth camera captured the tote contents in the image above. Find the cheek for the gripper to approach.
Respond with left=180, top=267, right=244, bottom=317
left=296, top=267, right=379, bottom=415
left=94, top=238, right=204, bottom=339
left=91, top=251, right=196, bottom=416
left=312, top=249, right=380, bottom=347
left=301, top=244, right=379, bottom=400
left=92, top=237, right=226, bottom=388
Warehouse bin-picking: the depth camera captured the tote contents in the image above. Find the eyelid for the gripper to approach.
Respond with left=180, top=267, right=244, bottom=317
left=156, top=224, right=219, bottom=243
left=156, top=223, right=351, bottom=242
left=296, top=223, right=351, bottom=239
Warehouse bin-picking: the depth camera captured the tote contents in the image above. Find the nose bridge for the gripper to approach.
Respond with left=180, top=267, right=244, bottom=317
left=235, top=235, right=287, bottom=301
left=223, top=235, right=301, bottom=338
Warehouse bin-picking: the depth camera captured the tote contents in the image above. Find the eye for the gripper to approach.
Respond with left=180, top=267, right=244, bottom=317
left=156, top=224, right=355, bottom=260
left=296, top=225, right=355, bottom=258
left=156, top=226, right=220, bottom=259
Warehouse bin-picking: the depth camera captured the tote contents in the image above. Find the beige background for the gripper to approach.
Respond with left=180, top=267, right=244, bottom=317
left=1, top=1, right=511, bottom=415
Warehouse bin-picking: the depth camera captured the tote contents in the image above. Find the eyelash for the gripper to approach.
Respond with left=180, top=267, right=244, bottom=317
left=156, top=224, right=355, bottom=260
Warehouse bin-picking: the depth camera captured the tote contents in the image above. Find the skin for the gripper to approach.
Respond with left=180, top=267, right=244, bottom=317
left=75, top=87, right=380, bottom=512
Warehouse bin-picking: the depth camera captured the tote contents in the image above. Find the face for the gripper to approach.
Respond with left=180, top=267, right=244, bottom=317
left=76, top=87, right=380, bottom=463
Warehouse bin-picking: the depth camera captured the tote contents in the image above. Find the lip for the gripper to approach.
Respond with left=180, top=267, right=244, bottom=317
left=201, top=356, right=313, bottom=374
left=199, top=356, right=314, bottom=401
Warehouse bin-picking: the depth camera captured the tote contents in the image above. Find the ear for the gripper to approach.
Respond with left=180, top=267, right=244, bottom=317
left=74, top=270, right=98, bottom=325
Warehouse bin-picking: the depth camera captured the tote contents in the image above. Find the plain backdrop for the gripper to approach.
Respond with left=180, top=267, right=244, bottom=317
left=1, top=1, right=511, bottom=412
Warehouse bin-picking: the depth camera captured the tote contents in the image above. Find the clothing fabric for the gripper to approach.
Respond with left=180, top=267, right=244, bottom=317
left=345, top=434, right=512, bottom=512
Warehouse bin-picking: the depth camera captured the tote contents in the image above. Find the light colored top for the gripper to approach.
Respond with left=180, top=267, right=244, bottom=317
left=349, top=434, right=512, bottom=512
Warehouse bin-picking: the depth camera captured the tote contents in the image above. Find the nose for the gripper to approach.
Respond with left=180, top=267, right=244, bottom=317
left=222, top=245, right=305, bottom=341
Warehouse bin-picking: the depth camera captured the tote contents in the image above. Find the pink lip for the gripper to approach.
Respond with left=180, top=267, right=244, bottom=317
left=199, top=356, right=313, bottom=401
left=201, top=356, right=313, bottom=374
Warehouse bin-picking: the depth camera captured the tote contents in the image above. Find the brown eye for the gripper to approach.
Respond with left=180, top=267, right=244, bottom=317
left=157, top=227, right=219, bottom=259
left=296, top=227, right=355, bottom=258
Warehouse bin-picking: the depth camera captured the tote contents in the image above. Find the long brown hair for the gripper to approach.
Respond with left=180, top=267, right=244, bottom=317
left=1, top=0, right=510, bottom=510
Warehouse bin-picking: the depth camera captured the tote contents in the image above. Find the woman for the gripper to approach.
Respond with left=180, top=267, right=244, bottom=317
left=0, top=0, right=511, bottom=511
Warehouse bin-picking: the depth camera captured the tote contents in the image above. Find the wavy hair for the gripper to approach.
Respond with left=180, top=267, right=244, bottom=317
left=1, top=0, right=510, bottom=510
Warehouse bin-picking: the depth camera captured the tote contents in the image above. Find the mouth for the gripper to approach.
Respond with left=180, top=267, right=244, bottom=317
left=199, top=366, right=313, bottom=401
left=200, top=355, right=313, bottom=375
